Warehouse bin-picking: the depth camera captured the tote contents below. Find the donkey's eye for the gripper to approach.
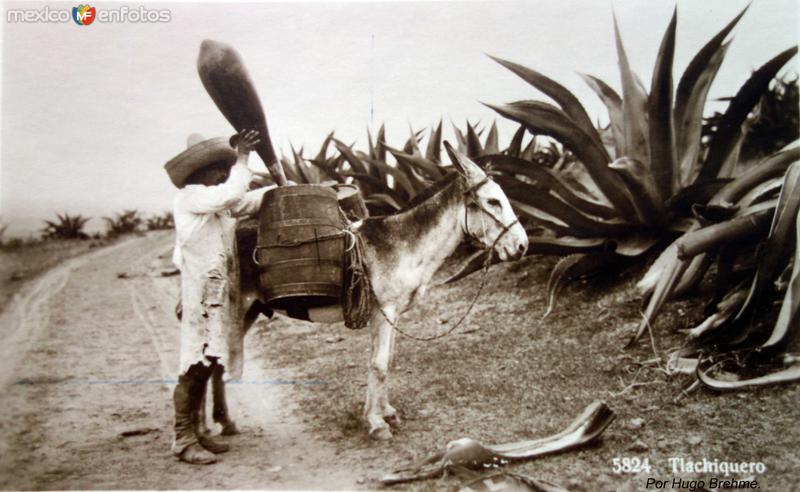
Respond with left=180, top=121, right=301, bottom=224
left=487, top=198, right=502, bottom=208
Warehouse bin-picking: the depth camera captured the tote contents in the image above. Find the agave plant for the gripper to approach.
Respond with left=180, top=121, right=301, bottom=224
left=653, top=159, right=800, bottom=390
left=482, top=6, right=798, bottom=320
left=41, top=213, right=91, bottom=240
left=145, top=211, right=175, bottom=231
left=103, top=209, right=143, bottom=236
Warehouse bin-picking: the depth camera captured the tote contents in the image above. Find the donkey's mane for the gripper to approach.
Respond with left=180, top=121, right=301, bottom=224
left=359, top=171, right=466, bottom=256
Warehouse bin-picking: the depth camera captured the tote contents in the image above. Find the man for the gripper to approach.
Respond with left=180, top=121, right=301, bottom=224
left=164, top=129, right=273, bottom=465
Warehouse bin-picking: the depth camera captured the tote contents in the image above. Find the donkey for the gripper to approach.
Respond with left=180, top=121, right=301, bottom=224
left=223, top=143, right=528, bottom=440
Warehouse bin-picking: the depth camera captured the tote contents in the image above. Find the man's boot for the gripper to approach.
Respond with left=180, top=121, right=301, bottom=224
left=194, top=391, right=230, bottom=454
left=211, top=363, right=239, bottom=436
left=172, top=363, right=217, bottom=465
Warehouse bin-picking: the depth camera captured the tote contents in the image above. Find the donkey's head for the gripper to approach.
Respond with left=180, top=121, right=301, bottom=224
left=444, top=142, right=528, bottom=261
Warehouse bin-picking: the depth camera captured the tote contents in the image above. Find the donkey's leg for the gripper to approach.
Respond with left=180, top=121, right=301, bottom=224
left=364, top=313, right=395, bottom=440
left=381, top=323, right=400, bottom=424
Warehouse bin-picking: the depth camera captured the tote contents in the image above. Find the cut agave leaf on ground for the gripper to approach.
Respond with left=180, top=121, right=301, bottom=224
left=380, top=401, right=614, bottom=486
left=697, top=361, right=800, bottom=391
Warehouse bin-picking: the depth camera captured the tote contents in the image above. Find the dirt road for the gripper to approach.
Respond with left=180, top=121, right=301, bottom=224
left=0, top=232, right=363, bottom=490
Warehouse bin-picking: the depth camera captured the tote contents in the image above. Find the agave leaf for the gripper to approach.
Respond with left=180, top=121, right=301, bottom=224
left=666, top=178, right=732, bottom=215
left=509, top=199, right=575, bottom=237
left=451, top=121, right=468, bottom=154
left=507, top=125, right=526, bottom=158
left=676, top=5, right=747, bottom=183
left=674, top=6, right=747, bottom=130
left=648, top=9, right=678, bottom=199
left=376, top=124, right=387, bottom=163
left=444, top=250, right=492, bottom=284
left=314, top=131, right=335, bottom=165
left=761, top=206, right=800, bottom=350
left=545, top=252, right=619, bottom=317
left=520, top=134, right=539, bottom=162
left=677, top=42, right=732, bottom=185
left=386, top=145, right=444, bottom=180
left=580, top=74, right=625, bottom=159
left=466, top=121, right=483, bottom=158
left=365, top=193, right=403, bottom=212
left=672, top=252, right=714, bottom=298
left=686, top=285, right=748, bottom=339
left=290, top=144, right=315, bottom=184
left=484, top=121, right=500, bottom=155
left=425, top=120, right=443, bottom=163
left=334, top=139, right=369, bottom=175
left=676, top=208, right=774, bottom=260
left=710, top=146, right=800, bottom=206
left=608, top=157, right=665, bottom=225
left=735, top=162, right=800, bottom=333
left=697, top=361, right=800, bottom=391
left=628, top=254, right=689, bottom=347
left=360, top=156, right=417, bottom=198
left=613, top=13, right=650, bottom=166
left=699, top=46, right=799, bottom=181
left=527, top=237, right=609, bottom=255
left=486, top=100, right=636, bottom=220
left=736, top=177, right=783, bottom=209
left=280, top=155, right=303, bottom=184
left=404, top=126, right=424, bottom=156
left=494, top=175, right=632, bottom=238
left=490, top=55, right=603, bottom=153
left=481, top=154, right=620, bottom=220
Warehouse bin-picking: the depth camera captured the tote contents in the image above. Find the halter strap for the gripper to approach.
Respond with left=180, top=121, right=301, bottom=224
left=462, top=177, right=519, bottom=245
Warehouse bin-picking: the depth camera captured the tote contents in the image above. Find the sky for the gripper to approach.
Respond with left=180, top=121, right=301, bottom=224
left=0, top=0, right=798, bottom=236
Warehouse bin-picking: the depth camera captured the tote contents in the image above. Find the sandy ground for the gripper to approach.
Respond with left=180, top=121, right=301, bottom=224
left=0, top=232, right=363, bottom=490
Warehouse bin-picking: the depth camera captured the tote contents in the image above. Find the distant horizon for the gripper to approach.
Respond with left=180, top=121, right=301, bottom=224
left=1, top=0, right=798, bottom=238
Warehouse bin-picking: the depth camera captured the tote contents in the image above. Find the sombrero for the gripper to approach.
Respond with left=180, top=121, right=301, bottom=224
left=164, top=133, right=238, bottom=187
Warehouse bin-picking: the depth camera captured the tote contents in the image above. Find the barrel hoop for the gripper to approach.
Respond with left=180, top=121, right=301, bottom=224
left=257, top=258, right=343, bottom=269
left=261, top=218, right=341, bottom=228
left=256, top=231, right=346, bottom=248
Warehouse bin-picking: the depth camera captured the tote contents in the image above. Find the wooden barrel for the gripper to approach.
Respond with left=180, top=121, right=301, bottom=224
left=334, top=183, right=369, bottom=221
left=255, top=184, right=345, bottom=310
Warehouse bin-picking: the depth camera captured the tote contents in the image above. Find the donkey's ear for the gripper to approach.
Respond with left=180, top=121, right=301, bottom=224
left=444, top=141, right=486, bottom=183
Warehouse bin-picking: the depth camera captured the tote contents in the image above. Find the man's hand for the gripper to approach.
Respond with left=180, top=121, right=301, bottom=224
left=235, top=129, right=260, bottom=156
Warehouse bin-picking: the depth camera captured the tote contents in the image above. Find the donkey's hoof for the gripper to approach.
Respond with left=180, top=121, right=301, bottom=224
left=369, top=425, right=393, bottom=441
left=383, top=410, right=401, bottom=426
left=220, top=421, right=240, bottom=436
